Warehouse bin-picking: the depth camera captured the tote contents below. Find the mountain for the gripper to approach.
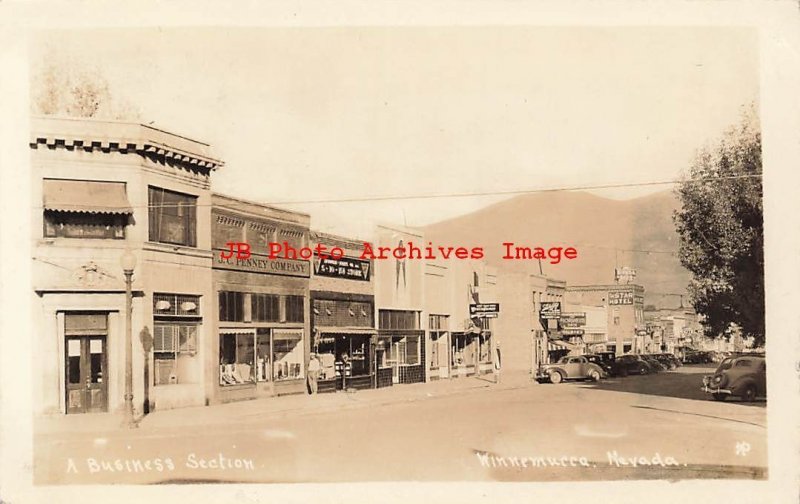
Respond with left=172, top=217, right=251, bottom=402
left=423, top=190, right=691, bottom=309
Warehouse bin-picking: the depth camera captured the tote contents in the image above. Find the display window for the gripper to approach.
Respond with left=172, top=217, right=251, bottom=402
left=272, top=329, right=304, bottom=381
left=219, top=330, right=255, bottom=385
left=316, top=334, right=371, bottom=380
left=154, top=323, right=199, bottom=385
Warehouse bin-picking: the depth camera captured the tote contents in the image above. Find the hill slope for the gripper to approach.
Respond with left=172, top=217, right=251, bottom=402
left=423, top=190, right=690, bottom=308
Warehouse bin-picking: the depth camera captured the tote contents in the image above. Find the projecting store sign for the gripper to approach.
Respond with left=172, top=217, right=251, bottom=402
left=560, top=312, right=586, bottom=327
left=470, top=303, right=500, bottom=318
left=608, top=291, right=635, bottom=305
left=540, top=302, right=561, bottom=319
left=313, top=256, right=371, bottom=281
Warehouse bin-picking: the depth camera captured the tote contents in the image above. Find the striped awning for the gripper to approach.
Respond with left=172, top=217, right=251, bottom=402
left=43, top=179, right=132, bottom=214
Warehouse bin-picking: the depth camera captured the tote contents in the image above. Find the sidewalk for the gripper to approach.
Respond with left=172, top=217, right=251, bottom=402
left=36, top=370, right=535, bottom=437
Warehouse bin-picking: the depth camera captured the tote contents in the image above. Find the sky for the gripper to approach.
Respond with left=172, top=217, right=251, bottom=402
left=31, top=27, right=758, bottom=238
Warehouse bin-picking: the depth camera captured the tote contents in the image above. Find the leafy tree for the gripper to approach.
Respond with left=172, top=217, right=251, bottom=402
left=673, top=106, right=763, bottom=347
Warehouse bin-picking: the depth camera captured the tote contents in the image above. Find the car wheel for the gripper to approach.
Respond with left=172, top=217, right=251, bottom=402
left=712, top=393, right=727, bottom=402
left=549, top=370, right=563, bottom=384
left=588, top=369, right=601, bottom=382
left=639, top=365, right=649, bottom=375
left=741, top=384, right=756, bottom=402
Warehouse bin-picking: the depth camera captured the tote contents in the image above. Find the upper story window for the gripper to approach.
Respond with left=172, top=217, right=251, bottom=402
left=44, top=211, right=127, bottom=239
left=42, top=179, right=132, bottom=239
left=149, top=186, right=197, bottom=247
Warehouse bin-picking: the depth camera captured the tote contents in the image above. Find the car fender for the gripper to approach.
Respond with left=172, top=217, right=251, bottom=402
left=730, top=376, right=757, bottom=395
left=546, top=367, right=567, bottom=379
left=587, top=363, right=605, bottom=377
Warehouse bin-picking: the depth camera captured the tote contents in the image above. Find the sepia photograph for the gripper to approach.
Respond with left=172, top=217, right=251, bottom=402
left=1, top=2, right=799, bottom=503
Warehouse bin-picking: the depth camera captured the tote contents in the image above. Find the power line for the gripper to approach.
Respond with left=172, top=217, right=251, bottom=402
left=36, top=173, right=762, bottom=211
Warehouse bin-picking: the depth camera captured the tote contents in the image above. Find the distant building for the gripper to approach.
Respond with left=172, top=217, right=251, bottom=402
left=565, top=284, right=645, bottom=356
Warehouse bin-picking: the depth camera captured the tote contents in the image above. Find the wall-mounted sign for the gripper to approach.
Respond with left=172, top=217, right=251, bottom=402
left=314, top=255, right=371, bottom=281
left=608, top=291, right=634, bottom=305
left=213, top=250, right=310, bottom=278
left=560, top=312, right=586, bottom=327
left=470, top=303, right=500, bottom=318
left=561, top=328, right=585, bottom=336
left=540, top=302, right=561, bottom=319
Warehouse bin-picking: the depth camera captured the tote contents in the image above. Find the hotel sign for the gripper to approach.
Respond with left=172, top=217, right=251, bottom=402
left=213, top=250, right=310, bottom=278
left=608, top=291, right=634, bottom=305
left=313, top=256, right=371, bottom=281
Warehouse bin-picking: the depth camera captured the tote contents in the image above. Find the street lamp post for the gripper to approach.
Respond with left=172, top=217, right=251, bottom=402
left=120, top=250, right=138, bottom=429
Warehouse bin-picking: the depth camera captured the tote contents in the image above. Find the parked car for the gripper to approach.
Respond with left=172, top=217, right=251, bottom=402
left=650, top=353, right=677, bottom=370
left=584, top=354, right=627, bottom=377
left=660, top=353, right=682, bottom=368
left=615, top=354, right=653, bottom=375
left=683, top=351, right=704, bottom=364
left=641, top=354, right=666, bottom=372
left=536, top=355, right=605, bottom=384
left=702, top=355, right=766, bottom=402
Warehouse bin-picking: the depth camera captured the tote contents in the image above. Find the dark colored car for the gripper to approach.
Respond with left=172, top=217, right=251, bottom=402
left=640, top=354, right=665, bottom=372
left=584, top=354, right=627, bottom=377
left=650, top=353, right=677, bottom=370
left=660, top=353, right=682, bottom=368
left=702, top=356, right=766, bottom=401
left=615, top=354, right=653, bottom=375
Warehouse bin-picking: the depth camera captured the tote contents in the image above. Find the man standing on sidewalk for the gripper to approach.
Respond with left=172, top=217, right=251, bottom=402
left=307, top=353, right=321, bottom=394
left=494, top=341, right=502, bottom=384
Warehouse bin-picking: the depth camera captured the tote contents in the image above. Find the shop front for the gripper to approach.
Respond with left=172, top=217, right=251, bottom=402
left=450, top=320, right=493, bottom=377
left=428, top=314, right=450, bottom=380
left=210, top=194, right=311, bottom=404
left=309, top=231, right=376, bottom=392
left=311, top=295, right=376, bottom=392
left=377, top=309, right=425, bottom=385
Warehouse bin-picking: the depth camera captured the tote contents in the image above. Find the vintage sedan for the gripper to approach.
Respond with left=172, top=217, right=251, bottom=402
left=615, top=354, right=654, bottom=375
left=536, top=355, right=605, bottom=384
left=702, top=355, right=766, bottom=402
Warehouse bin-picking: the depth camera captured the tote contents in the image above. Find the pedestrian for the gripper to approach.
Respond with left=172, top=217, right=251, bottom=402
left=494, top=342, right=502, bottom=384
left=307, top=353, right=321, bottom=395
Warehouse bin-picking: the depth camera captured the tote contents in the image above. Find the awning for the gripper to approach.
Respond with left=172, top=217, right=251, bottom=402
left=548, top=340, right=582, bottom=352
left=43, top=179, right=133, bottom=214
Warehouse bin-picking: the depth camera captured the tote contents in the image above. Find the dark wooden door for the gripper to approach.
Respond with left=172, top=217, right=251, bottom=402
left=65, top=336, right=108, bottom=414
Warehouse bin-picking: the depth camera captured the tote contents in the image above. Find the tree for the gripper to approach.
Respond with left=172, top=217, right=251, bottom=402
left=673, top=106, right=764, bottom=347
left=31, top=54, right=140, bottom=120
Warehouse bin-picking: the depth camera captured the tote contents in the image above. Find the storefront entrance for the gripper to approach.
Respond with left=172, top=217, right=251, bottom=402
left=65, top=336, right=108, bottom=414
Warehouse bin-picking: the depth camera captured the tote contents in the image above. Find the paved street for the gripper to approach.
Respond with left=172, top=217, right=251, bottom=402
left=34, top=365, right=766, bottom=484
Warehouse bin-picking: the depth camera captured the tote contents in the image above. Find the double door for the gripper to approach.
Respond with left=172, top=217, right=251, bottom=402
left=65, top=336, right=108, bottom=414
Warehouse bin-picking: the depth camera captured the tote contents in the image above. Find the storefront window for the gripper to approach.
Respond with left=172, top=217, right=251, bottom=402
left=478, top=333, right=492, bottom=363
left=452, top=333, right=476, bottom=367
left=153, top=324, right=199, bottom=385
left=273, top=330, right=304, bottom=381
left=317, top=334, right=371, bottom=379
left=219, top=331, right=255, bottom=385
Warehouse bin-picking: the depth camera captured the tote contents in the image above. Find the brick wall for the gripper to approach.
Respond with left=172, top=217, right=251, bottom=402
left=377, top=368, right=393, bottom=388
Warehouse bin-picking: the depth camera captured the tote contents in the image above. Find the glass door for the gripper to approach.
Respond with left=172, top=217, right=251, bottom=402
left=65, top=336, right=108, bottom=414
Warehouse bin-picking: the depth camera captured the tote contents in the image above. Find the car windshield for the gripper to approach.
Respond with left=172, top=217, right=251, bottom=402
left=716, top=358, right=734, bottom=372
left=557, top=357, right=570, bottom=364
